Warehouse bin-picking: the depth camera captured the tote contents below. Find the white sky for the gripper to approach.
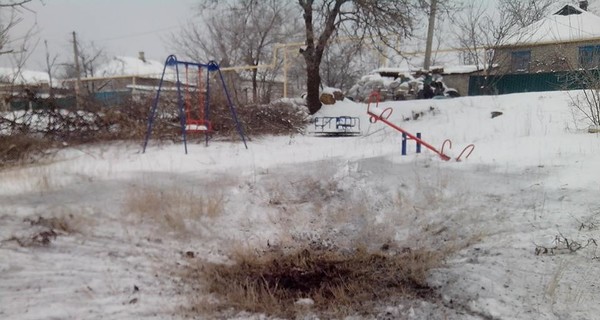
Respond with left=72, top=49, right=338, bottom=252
left=1, top=0, right=599, bottom=72
left=0, top=0, right=197, bottom=70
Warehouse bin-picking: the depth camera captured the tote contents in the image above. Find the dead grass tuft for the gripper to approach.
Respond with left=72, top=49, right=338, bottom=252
left=189, top=245, right=443, bottom=318
left=0, top=135, right=56, bottom=168
left=124, top=186, right=224, bottom=234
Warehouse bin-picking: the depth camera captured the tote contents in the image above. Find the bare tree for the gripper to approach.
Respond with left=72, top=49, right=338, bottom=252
left=0, top=0, right=34, bottom=52
left=7, top=22, right=38, bottom=85
left=321, top=41, right=371, bottom=92
left=0, top=10, right=20, bottom=56
left=77, top=41, right=104, bottom=79
left=297, top=0, right=420, bottom=114
left=501, top=0, right=555, bottom=28
left=0, top=0, right=31, bottom=7
left=60, top=37, right=105, bottom=95
left=451, top=0, right=555, bottom=93
left=43, top=39, right=57, bottom=97
left=173, top=0, right=300, bottom=104
left=0, top=0, right=36, bottom=72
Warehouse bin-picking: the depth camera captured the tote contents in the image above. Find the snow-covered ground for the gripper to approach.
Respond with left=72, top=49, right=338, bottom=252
left=1, top=90, right=600, bottom=319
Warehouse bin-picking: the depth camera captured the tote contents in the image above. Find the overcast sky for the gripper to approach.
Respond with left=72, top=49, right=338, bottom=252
left=0, top=0, right=197, bottom=70
left=1, top=0, right=598, bottom=72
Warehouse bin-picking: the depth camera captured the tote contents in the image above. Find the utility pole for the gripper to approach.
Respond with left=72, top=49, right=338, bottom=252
left=44, top=40, right=54, bottom=98
left=424, top=0, right=437, bottom=71
left=283, top=46, right=288, bottom=98
left=72, top=31, right=83, bottom=108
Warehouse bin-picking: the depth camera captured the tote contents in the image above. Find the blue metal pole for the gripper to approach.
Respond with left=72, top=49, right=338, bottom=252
left=174, top=59, right=188, bottom=154
left=416, top=132, right=422, bottom=153
left=401, top=132, right=407, bottom=156
left=142, top=55, right=173, bottom=153
left=214, top=62, right=248, bottom=149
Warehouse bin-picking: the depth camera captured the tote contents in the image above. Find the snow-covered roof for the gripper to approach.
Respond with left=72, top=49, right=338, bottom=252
left=374, top=64, right=483, bottom=76
left=504, top=4, right=600, bottom=46
left=95, top=56, right=167, bottom=78
left=0, top=67, right=50, bottom=85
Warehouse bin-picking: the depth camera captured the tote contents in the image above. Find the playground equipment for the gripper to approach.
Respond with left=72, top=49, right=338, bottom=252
left=366, top=91, right=474, bottom=161
left=142, top=55, right=247, bottom=154
left=402, top=132, right=422, bottom=156
left=312, top=116, right=361, bottom=136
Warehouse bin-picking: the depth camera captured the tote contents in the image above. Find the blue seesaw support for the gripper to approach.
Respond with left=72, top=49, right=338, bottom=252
left=142, top=55, right=248, bottom=154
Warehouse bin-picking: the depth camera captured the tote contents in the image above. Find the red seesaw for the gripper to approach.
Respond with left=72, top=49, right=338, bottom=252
left=366, top=91, right=474, bottom=161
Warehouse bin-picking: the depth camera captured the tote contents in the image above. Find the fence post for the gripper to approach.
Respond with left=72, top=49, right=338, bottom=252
left=416, top=132, right=422, bottom=153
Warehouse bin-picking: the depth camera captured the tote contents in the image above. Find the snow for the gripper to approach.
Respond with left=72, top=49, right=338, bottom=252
left=506, top=4, right=600, bottom=45
left=375, top=65, right=483, bottom=75
left=441, top=65, right=483, bottom=74
left=0, top=67, right=50, bottom=85
left=2, top=90, right=600, bottom=319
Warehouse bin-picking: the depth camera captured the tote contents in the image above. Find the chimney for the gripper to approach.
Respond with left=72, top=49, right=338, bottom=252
left=580, top=0, right=589, bottom=11
left=138, top=51, right=146, bottom=62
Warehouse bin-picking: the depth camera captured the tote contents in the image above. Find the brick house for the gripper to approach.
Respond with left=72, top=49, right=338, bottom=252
left=493, top=2, right=600, bottom=74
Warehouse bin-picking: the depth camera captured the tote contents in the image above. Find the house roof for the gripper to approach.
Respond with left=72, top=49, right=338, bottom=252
left=504, top=4, right=600, bottom=47
left=0, top=67, right=50, bottom=85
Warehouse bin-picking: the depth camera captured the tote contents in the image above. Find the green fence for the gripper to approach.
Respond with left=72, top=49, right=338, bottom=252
left=468, top=70, right=600, bottom=96
left=10, top=96, right=76, bottom=111
left=9, top=90, right=132, bottom=111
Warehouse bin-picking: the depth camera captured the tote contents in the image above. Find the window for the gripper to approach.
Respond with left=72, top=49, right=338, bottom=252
left=579, top=45, right=600, bottom=69
left=511, top=50, right=531, bottom=73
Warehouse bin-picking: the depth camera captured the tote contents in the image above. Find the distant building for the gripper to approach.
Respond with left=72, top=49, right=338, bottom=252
left=60, top=53, right=177, bottom=102
left=0, top=68, right=55, bottom=111
left=493, top=3, right=600, bottom=74
left=468, top=3, right=600, bottom=95
left=66, top=53, right=286, bottom=105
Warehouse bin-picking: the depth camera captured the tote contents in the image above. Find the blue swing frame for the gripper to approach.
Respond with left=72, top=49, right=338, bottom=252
left=142, top=55, right=248, bottom=154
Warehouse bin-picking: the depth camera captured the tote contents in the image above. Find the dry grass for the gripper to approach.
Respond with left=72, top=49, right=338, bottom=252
left=123, top=186, right=224, bottom=234
left=0, top=135, right=55, bottom=169
left=176, top=164, right=478, bottom=318
left=267, top=177, right=341, bottom=206
left=187, top=245, right=443, bottom=318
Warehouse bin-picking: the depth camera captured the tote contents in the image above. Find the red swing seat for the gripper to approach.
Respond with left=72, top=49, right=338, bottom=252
left=183, top=66, right=211, bottom=133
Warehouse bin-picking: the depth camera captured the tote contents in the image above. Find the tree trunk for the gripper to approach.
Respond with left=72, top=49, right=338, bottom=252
left=305, top=60, right=322, bottom=114
left=252, top=68, right=258, bottom=103
left=299, top=0, right=344, bottom=114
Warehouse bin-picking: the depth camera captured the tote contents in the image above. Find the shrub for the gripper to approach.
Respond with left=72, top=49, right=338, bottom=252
left=0, top=135, right=55, bottom=168
left=566, top=70, right=600, bottom=129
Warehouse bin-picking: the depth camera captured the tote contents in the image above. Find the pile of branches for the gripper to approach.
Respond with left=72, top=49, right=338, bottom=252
left=0, top=96, right=177, bottom=167
left=210, top=99, right=309, bottom=138
left=1, top=93, right=308, bottom=167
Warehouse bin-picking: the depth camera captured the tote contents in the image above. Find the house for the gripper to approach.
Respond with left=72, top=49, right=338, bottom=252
left=66, top=53, right=286, bottom=105
left=0, top=68, right=55, bottom=111
left=466, top=2, right=600, bottom=95
left=60, top=52, right=178, bottom=102
left=493, top=2, right=600, bottom=74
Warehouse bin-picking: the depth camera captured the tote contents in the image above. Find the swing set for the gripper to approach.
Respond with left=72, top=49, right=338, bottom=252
left=142, top=55, right=247, bottom=154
